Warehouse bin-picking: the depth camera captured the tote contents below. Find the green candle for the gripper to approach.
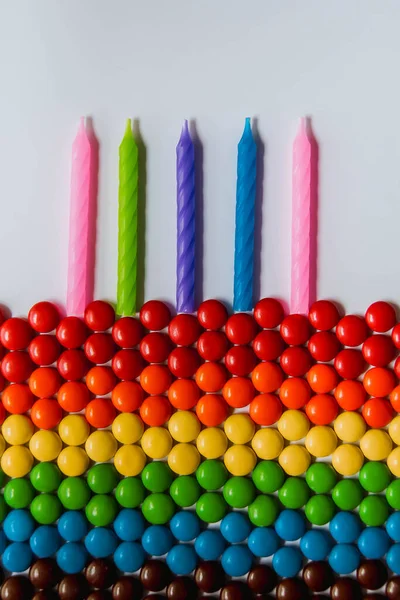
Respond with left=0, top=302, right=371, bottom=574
left=117, top=119, right=138, bottom=315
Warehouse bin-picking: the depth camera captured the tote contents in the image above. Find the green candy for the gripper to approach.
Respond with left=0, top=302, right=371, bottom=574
left=0, top=496, right=7, bottom=522
left=248, top=495, right=279, bottom=527
left=223, top=477, right=255, bottom=508
left=115, top=478, right=145, bottom=508
left=252, top=461, right=285, bottom=494
left=305, top=495, right=335, bottom=525
left=88, top=464, right=119, bottom=494
left=30, top=494, right=62, bottom=524
left=359, top=495, right=389, bottom=526
left=306, top=463, right=337, bottom=494
left=142, top=462, right=174, bottom=493
left=58, top=477, right=91, bottom=510
left=142, top=493, right=175, bottom=524
left=196, top=460, right=228, bottom=491
left=86, top=494, right=118, bottom=527
left=332, top=479, right=364, bottom=511
left=196, top=492, right=227, bottom=523
left=30, top=463, right=62, bottom=493
left=386, top=480, right=400, bottom=509
left=170, top=476, right=201, bottom=507
left=360, top=462, right=391, bottom=493
left=278, top=477, right=310, bottom=509
left=4, top=478, right=35, bottom=508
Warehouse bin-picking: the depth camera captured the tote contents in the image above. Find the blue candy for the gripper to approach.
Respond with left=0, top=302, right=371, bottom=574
left=220, top=512, right=252, bottom=543
left=221, top=544, right=253, bottom=577
left=387, top=543, right=400, bottom=574
left=274, top=510, right=306, bottom=541
left=170, top=511, right=201, bottom=542
left=113, top=509, right=145, bottom=542
left=329, top=512, right=361, bottom=543
left=3, top=509, right=35, bottom=542
left=328, top=543, right=360, bottom=574
left=300, top=530, right=333, bottom=561
left=167, top=544, right=198, bottom=575
left=57, top=511, right=88, bottom=542
left=194, top=530, right=225, bottom=560
left=272, top=546, right=302, bottom=578
left=30, top=525, right=61, bottom=558
left=114, top=541, right=145, bottom=573
left=2, top=542, right=32, bottom=572
left=248, top=527, right=279, bottom=557
left=387, top=512, right=400, bottom=542
left=85, top=527, right=118, bottom=558
left=141, top=525, right=174, bottom=556
left=56, top=542, right=88, bottom=574
left=358, top=527, right=390, bottom=559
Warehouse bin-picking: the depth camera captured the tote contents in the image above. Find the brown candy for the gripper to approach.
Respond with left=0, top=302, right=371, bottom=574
left=247, top=564, right=277, bottom=594
left=29, top=559, right=60, bottom=590
left=140, top=560, right=171, bottom=592
left=1, top=577, right=34, bottom=600
left=58, top=574, right=89, bottom=600
left=32, top=593, right=58, bottom=600
left=166, top=576, right=198, bottom=599
left=143, top=596, right=166, bottom=600
left=330, top=577, right=362, bottom=600
left=302, top=561, right=334, bottom=592
left=356, top=559, right=387, bottom=590
left=275, top=578, right=310, bottom=600
left=387, top=576, right=400, bottom=599
left=85, top=558, right=116, bottom=590
left=194, top=561, right=225, bottom=593
left=87, top=593, right=112, bottom=600
left=220, top=581, right=252, bottom=600
left=112, top=576, right=143, bottom=600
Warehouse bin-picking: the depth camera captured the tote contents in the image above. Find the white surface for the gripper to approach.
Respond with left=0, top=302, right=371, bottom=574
left=0, top=0, right=399, bottom=316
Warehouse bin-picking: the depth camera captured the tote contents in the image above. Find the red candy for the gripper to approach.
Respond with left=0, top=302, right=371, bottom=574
left=308, top=300, right=340, bottom=331
left=249, top=393, right=282, bottom=425
left=254, top=298, right=284, bottom=329
left=140, top=333, right=171, bottom=363
left=225, top=313, right=258, bottom=345
left=336, top=315, right=369, bottom=347
left=1, top=318, right=33, bottom=350
left=2, top=384, right=34, bottom=414
left=58, top=381, right=90, bottom=412
left=86, top=366, right=117, bottom=396
left=28, top=302, right=60, bottom=333
left=84, top=333, right=116, bottom=364
left=56, top=317, right=88, bottom=349
left=84, top=300, right=115, bottom=331
left=197, top=299, right=228, bottom=330
left=362, top=397, right=393, bottom=428
left=168, top=347, right=201, bottom=378
left=28, top=335, right=61, bottom=366
left=306, top=394, right=339, bottom=425
left=169, top=314, right=202, bottom=346
left=1, top=351, right=34, bottom=383
left=308, top=331, right=341, bottom=362
left=280, top=314, right=310, bottom=346
left=392, top=324, right=400, bottom=349
left=140, top=300, right=171, bottom=331
left=29, top=367, right=61, bottom=398
left=253, top=330, right=286, bottom=361
left=197, top=331, right=230, bottom=361
left=280, top=347, right=312, bottom=377
left=140, top=395, right=172, bottom=426
left=86, top=398, right=116, bottom=428
left=111, top=381, right=144, bottom=412
left=334, top=349, right=365, bottom=379
left=224, top=346, right=257, bottom=376
left=57, top=349, right=89, bottom=381
left=362, top=334, right=396, bottom=367
left=365, top=301, right=396, bottom=333
left=112, top=317, right=144, bottom=348
left=140, top=365, right=172, bottom=395
left=112, top=349, right=145, bottom=380
left=31, top=398, right=63, bottom=429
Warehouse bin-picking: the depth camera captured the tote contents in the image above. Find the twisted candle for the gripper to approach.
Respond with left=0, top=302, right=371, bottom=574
left=291, top=117, right=313, bottom=315
left=233, top=118, right=257, bottom=312
left=117, top=119, right=139, bottom=316
left=66, top=117, right=92, bottom=317
left=176, top=120, right=196, bottom=314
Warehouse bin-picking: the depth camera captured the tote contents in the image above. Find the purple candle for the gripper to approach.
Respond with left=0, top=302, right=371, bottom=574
left=176, top=120, right=196, bottom=313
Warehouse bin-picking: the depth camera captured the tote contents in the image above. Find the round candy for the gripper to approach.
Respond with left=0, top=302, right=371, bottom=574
left=85, top=528, right=118, bottom=558
left=277, top=409, right=310, bottom=441
left=113, top=509, right=145, bottom=542
left=305, top=495, right=336, bottom=525
left=115, top=478, right=145, bottom=509
left=357, top=527, right=390, bottom=559
left=278, top=477, right=310, bottom=509
left=278, top=445, right=311, bottom=476
left=2, top=383, right=34, bottom=415
left=58, top=381, right=90, bottom=413
left=196, top=393, right=228, bottom=426
left=198, top=330, right=229, bottom=362
left=168, top=411, right=200, bottom=443
left=113, top=542, right=145, bottom=573
left=1, top=445, right=33, bottom=478
left=332, top=479, right=364, bottom=510
left=252, top=461, right=285, bottom=493
left=195, top=492, right=227, bottom=523
left=141, top=525, right=174, bottom=556
left=31, top=397, right=63, bottom=429
left=387, top=512, right=400, bottom=541
left=389, top=415, right=400, bottom=445
left=170, top=511, right=200, bottom=542
left=29, top=301, right=60, bottom=333
left=305, top=393, right=339, bottom=425
left=141, top=427, right=172, bottom=460
left=86, top=495, right=117, bottom=527
left=170, top=476, right=201, bottom=508
left=194, top=530, right=225, bottom=560
left=332, top=444, right=364, bottom=476
left=279, top=377, right=311, bottom=409
left=249, top=393, right=282, bottom=425
left=303, top=561, right=334, bottom=593
left=58, top=415, right=90, bottom=446
left=272, top=546, right=302, bottom=578
left=87, top=464, right=119, bottom=495
left=305, top=426, right=337, bottom=457
left=329, top=544, right=361, bottom=574
left=254, top=297, right=284, bottom=328
left=251, top=362, right=284, bottom=394
left=359, top=495, right=389, bottom=526
left=168, top=443, right=200, bottom=476
left=197, top=299, right=228, bottom=329
left=141, top=493, right=175, bottom=525
left=359, top=461, right=391, bottom=493
left=248, top=527, right=279, bottom=557
left=334, top=411, right=367, bottom=443
left=330, top=511, right=362, bottom=543
left=29, top=430, right=62, bottom=462
left=360, top=429, right=392, bottom=460
left=281, top=346, right=312, bottom=377
left=221, top=544, right=253, bottom=577
left=4, top=478, right=35, bottom=508
left=58, top=511, right=88, bottom=542
left=300, top=530, right=333, bottom=561
left=224, top=414, right=255, bottom=445
left=335, top=380, right=366, bottom=410
left=366, top=300, right=396, bottom=332
left=2, top=542, right=33, bottom=572
left=387, top=480, right=400, bottom=509
left=195, top=460, right=228, bottom=491
left=309, top=300, right=340, bottom=330
left=306, top=463, right=337, bottom=494
left=57, top=446, right=89, bottom=477
left=31, top=494, right=62, bottom=525
left=387, top=446, right=400, bottom=476
left=111, top=381, right=144, bottom=413
left=4, top=509, right=35, bottom=542
left=141, top=462, right=173, bottom=493
left=275, top=509, right=306, bottom=541
left=223, top=476, right=255, bottom=508
left=29, top=557, right=61, bottom=590
left=84, top=300, right=115, bottom=331
left=114, top=445, right=146, bottom=477
left=224, top=444, right=256, bottom=476
left=248, top=495, right=279, bottom=527
left=166, top=544, right=197, bottom=575
left=58, top=477, right=91, bottom=510
left=251, top=429, right=284, bottom=460
left=387, top=544, right=400, bottom=575
left=220, top=512, right=251, bottom=543
left=2, top=414, right=34, bottom=445
left=56, top=542, right=88, bottom=574
left=140, top=395, right=172, bottom=426
left=112, top=413, right=144, bottom=445
left=30, top=525, right=61, bottom=558
left=196, top=428, right=227, bottom=459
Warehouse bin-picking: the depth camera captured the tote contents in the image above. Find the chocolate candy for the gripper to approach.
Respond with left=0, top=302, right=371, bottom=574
left=87, top=592, right=112, bottom=600
left=247, top=564, right=277, bottom=594
left=29, top=559, right=60, bottom=590
left=302, top=561, right=334, bottom=592
left=112, top=576, right=143, bottom=600
left=356, top=559, right=387, bottom=590
left=276, top=578, right=310, bottom=600
left=58, top=574, right=89, bottom=600
left=85, top=558, right=116, bottom=590
left=166, top=576, right=198, bottom=599
left=1, top=577, right=34, bottom=600
left=387, top=576, right=400, bottom=599
left=140, top=560, right=171, bottom=591
left=330, top=578, right=362, bottom=600
left=220, top=582, right=252, bottom=600
left=194, top=561, right=225, bottom=593
left=32, top=592, right=59, bottom=600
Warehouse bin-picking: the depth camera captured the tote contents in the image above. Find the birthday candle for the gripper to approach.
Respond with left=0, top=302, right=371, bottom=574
left=66, top=117, right=93, bottom=317
left=233, top=118, right=257, bottom=312
left=176, top=120, right=196, bottom=314
left=117, top=119, right=139, bottom=316
left=291, top=117, right=313, bottom=315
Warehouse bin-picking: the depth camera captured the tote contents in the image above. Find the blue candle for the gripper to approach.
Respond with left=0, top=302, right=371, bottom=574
left=233, top=118, right=257, bottom=312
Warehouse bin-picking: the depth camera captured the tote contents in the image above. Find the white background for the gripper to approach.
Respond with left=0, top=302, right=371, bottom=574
left=0, top=0, right=399, bottom=316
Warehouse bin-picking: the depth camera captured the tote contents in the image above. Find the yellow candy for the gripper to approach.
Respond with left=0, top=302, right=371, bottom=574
left=277, top=409, right=310, bottom=441
left=224, top=414, right=255, bottom=445
left=332, top=444, right=364, bottom=476
left=278, top=444, right=311, bottom=476
left=389, top=416, right=400, bottom=445
left=57, top=446, right=89, bottom=477
left=0, top=435, right=6, bottom=457
left=196, top=427, right=228, bottom=459
left=168, top=443, right=200, bottom=475
left=251, top=428, right=284, bottom=460
left=224, top=445, right=257, bottom=476
left=2, top=415, right=34, bottom=445
left=360, top=429, right=392, bottom=461
left=141, top=427, right=173, bottom=459
left=58, top=415, right=90, bottom=446
left=85, top=431, right=118, bottom=462
left=305, top=426, right=337, bottom=458
left=29, top=430, right=62, bottom=462
left=333, top=411, right=366, bottom=443
left=168, top=411, right=201, bottom=443
left=114, top=445, right=146, bottom=476
left=112, top=413, right=144, bottom=445
left=387, top=446, right=400, bottom=476
left=1, top=446, right=33, bottom=477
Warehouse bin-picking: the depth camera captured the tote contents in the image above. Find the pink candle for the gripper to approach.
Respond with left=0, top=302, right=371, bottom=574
left=66, top=117, right=93, bottom=317
left=291, top=117, right=317, bottom=315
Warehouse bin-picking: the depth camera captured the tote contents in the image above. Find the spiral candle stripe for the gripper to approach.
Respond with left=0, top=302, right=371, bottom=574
left=233, top=118, right=257, bottom=313
left=176, top=121, right=196, bottom=314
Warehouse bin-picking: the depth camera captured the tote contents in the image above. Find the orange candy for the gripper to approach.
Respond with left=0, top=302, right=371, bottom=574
left=362, top=397, right=393, bottom=428
left=251, top=362, right=284, bottom=393
left=363, top=367, right=396, bottom=397
left=390, top=385, right=400, bottom=412
left=29, top=367, right=61, bottom=398
left=196, top=394, right=228, bottom=426
left=2, top=384, right=34, bottom=414
left=58, top=381, right=90, bottom=413
left=195, top=362, right=228, bottom=392
left=86, top=398, right=116, bottom=428
left=249, top=393, right=282, bottom=425
left=31, top=398, right=63, bottom=429
left=222, top=377, right=255, bottom=408
left=140, top=365, right=172, bottom=395
left=86, top=366, right=117, bottom=396
left=334, top=380, right=366, bottom=410
left=168, top=379, right=200, bottom=410
left=307, top=364, right=338, bottom=394
left=111, top=381, right=144, bottom=412
left=140, top=395, right=172, bottom=426
left=279, top=378, right=311, bottom=409
left=305, top=394, right=339, bottom=425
